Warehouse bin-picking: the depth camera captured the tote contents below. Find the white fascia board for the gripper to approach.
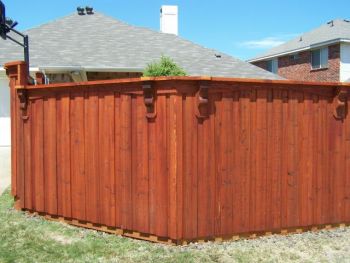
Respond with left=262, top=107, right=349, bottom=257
left=247, top=47, right=310, bottom=62
left=1, top=65, right=143, bottom=73
left=83, top=67, right=143, bottom=73
left=38, top=66, right=84, bottom=73
left=248, top=38, right=350, bottom=63
left=39, top=66, right=143, bottom=73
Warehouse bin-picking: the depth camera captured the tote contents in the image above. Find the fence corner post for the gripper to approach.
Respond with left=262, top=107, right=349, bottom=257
left=4, top=60, right=28, bottom=204
left=4, top=60, right=28, bottom=87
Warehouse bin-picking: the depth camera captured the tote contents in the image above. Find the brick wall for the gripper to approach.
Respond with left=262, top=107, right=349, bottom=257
left=252, top=44, right=340, bottom=82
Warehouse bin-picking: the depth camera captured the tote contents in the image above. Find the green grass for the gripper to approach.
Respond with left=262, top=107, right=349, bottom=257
left=1, top=188, right=350, bottom=262
left=0, top=189, right=207, bottom=263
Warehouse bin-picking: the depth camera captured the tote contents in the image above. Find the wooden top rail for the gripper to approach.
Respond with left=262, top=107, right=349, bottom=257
left=21, top=76, right=350, bottom=91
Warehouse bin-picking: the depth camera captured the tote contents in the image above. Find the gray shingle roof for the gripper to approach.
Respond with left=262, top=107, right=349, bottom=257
left=249, top=19, right=350, bottom=62
left=0, top=12, right=280, bottom=79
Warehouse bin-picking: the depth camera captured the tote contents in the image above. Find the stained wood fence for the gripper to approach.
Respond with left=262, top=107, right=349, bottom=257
left=5, top=61, right=350, bottom=244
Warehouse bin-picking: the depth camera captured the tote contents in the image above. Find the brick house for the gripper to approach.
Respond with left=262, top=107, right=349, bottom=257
left=248, top=19, right=350, bottom=83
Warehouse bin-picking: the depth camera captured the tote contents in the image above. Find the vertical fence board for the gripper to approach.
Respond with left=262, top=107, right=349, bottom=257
left=183, top=94, right=198, bottom=239
left=176, top=95, right=184, bottom=240
left=70, top=92, right=86, bottom=220
left=23, top=102, right=32, bottom=210
left=312, top=96, right=320, bottom=225
left=219, top=94, right=233, bottom=236
left=232, top=91, right=241, bottom=233
left=155, top=95, right=169, bottom=237
left=133, top=95, right=149, bottom=233
left=345, top=100, right=350, bottom=222
left=32, top=98, right=44, bottom=212
left=271, top=89, right=282, bottom=230
left=85, top=91, right=99, bottom=224
left=281, top=90, right=289, bottom=228
left=10, top=79, right=17, bottom=197
left=44, top=96, right=57, bottom=215
left=286, top=91, right=300, bottom=227
left=255, top=88, right=267, bottom=231
left=266, top=88, right=274, bottom=230
left=168, top=95, right=177, bottom=239
left=57, top=93, right=72, bottom=218
left=334, top=108, right=345, bottom=222
left=249, top=88, right=257, bottom=232
left=120, top=94, right=132, bottom=230
left=197, top=94, right=215, bottom=238
left=114, top=94, right=122, bottom=227
left=99, top=91, right=116, bottom=226
left=322, top=99, right=331, bottom=224
left=239, top=89, right=251, bottom=233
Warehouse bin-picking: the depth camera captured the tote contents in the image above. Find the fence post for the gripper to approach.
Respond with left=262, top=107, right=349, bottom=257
left=4, top=61, right=28, bottom=208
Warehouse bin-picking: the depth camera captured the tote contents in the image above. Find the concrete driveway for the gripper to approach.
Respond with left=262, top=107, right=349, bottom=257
left=0, top=147, right=11, bottom=195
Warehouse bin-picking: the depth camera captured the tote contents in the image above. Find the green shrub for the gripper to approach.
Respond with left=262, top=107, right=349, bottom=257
left=143, top=56, right=187, bottom=77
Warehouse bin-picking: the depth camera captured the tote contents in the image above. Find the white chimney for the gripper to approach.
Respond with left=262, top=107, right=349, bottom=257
left=160, top=5, right=178, bottom=35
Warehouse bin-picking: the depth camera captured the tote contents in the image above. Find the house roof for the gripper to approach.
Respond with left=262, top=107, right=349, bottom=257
left=248, top=19, right=350, bottom=62
left=0, top=12, right=280, bottom=79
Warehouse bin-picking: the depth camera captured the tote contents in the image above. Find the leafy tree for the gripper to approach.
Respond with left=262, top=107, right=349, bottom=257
left=143, top=56, right=187, bottom=77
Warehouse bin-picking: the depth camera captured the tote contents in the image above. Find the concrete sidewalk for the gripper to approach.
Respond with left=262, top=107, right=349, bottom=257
left=0, top=147, right=11, bottom=195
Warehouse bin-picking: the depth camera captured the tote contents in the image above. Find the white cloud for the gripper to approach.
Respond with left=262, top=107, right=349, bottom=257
left=238, top=34, right=299, bottom=49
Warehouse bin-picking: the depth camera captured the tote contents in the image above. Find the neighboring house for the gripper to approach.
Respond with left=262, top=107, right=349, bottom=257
left=0, top=6, right=279, bottom=147
left=248, top=19, right=350, bottom=83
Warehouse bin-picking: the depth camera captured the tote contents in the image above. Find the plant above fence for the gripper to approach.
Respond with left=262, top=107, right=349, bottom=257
left=143, top=56, right=187, bottom=77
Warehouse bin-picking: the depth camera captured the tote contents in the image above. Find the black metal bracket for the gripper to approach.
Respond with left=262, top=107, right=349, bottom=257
left=0, top=1, right=30, bottom=81
left=5, top=27, right=29, bottom=76
left=142, top=82, right=157, bottom=119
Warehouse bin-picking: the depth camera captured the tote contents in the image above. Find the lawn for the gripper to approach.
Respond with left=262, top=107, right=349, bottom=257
left=0, top=188, right=350, bottom=263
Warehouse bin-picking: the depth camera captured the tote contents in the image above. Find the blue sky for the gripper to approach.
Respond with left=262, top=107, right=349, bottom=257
left=2, top=0, right=349, bottom=60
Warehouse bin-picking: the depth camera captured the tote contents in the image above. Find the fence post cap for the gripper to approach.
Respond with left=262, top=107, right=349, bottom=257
left=4, top=60, right=27, bottom=68
left=4, top=60, right=28, bottom=86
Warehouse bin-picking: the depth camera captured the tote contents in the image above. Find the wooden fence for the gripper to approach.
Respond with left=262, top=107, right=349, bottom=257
left=5, top=61, right=350, bottom=244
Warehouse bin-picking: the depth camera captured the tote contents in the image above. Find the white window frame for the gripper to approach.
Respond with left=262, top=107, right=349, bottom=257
left=311, top=47, right=328, bottom=69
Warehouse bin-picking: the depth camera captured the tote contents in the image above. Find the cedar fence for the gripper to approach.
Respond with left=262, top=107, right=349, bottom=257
left=5, top=61, right=350, bottom=244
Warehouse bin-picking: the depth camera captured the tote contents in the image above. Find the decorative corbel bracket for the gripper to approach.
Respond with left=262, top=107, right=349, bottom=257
left=195, top=81, right=210, bottom=119
left=333, top=87, right=348, bottom=120
left=16, top=88, right=29, bottom=120
left=142, top=81, right=157, bottom=119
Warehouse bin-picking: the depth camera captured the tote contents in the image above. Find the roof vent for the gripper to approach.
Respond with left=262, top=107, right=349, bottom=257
left=77, top=7, right=85, bottom=15
left=327, top=20, right=334, bottom=27
left=215, top=54, right=222, bottom=58
left=85, top=6, right=94, bottom=15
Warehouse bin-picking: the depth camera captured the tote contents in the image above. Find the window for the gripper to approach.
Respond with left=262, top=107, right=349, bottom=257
left=290, top=53, right=299, bottom=61
left=266, top=59, right=278, bottom=74
left=311, top=47, right=328, bottom=69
